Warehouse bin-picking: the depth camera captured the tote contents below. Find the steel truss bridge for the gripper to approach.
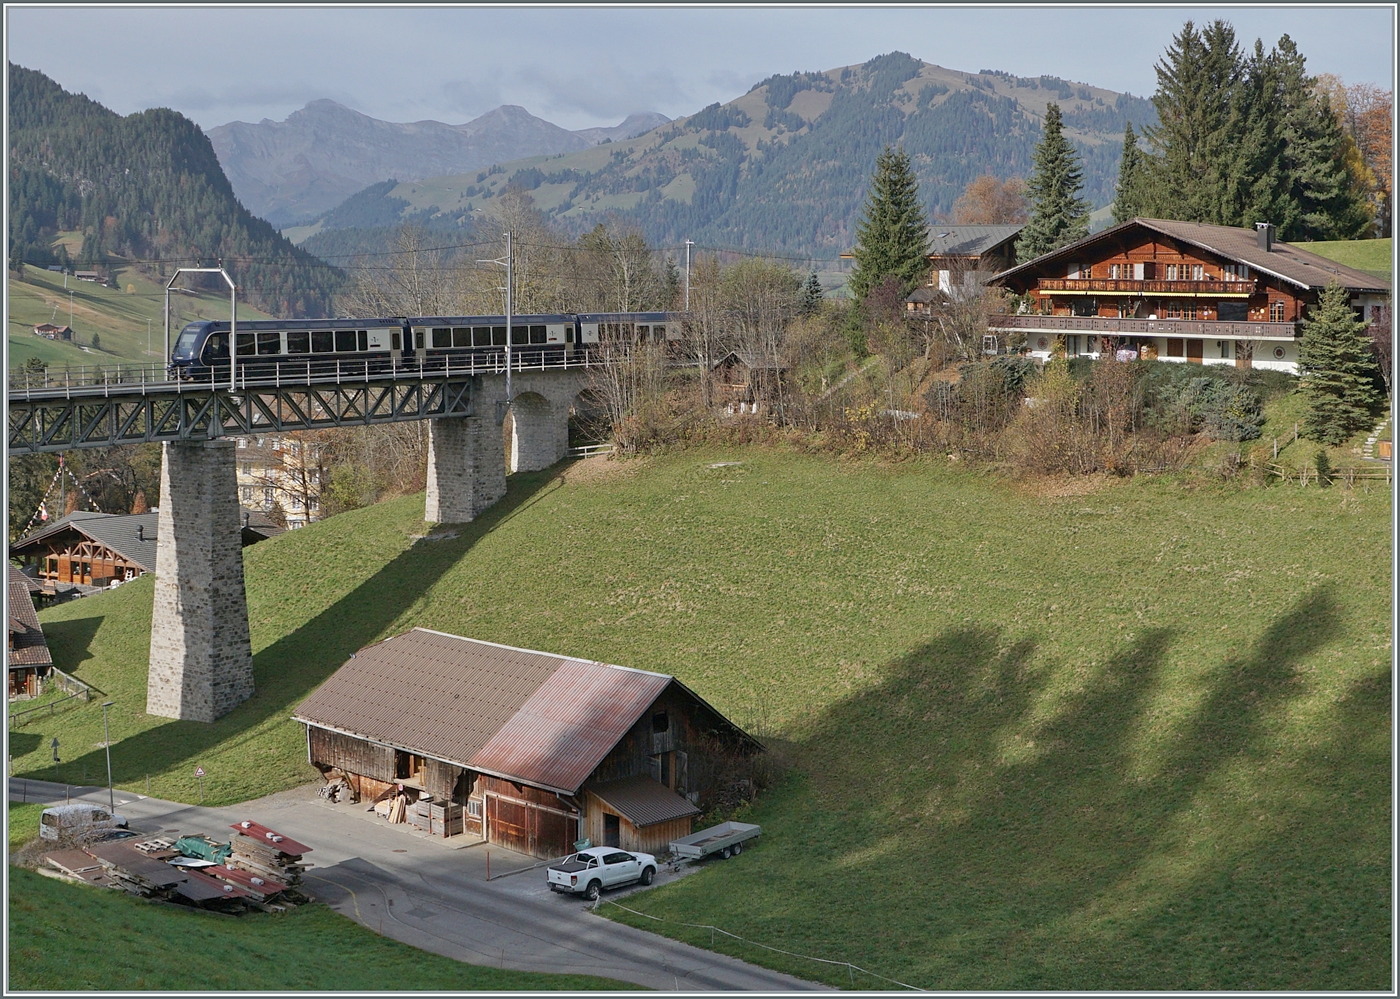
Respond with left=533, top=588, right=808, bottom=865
left=8, top=352, right=597, bottom=454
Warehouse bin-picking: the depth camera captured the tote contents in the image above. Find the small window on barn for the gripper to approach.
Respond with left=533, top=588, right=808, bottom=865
left=652, top=712, right=670, bottom=733
left=467, top=799, right=482, bottom=818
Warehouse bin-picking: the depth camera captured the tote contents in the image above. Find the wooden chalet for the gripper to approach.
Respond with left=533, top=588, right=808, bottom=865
left=711, top=351, right=787, bottom=415
left=32, top=323, right=73, bottom=341
left=988, top=218, right=1391, bottom=371
left=11, top=512, right=157, bottom=590
left=294, top=629, right=761, bottom=860
left=8, top=566, right=52, bottom=699
left=919, top=225, right=1024, bottom=306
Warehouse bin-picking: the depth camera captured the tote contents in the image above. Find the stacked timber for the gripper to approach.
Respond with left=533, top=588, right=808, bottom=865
left=84, top=840, right=188, bottom=899
left=228, top=821, right=311, bottom=887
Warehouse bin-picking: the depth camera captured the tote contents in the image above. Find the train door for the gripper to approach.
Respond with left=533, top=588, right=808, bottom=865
left=410, top=325, right=430, bottom=362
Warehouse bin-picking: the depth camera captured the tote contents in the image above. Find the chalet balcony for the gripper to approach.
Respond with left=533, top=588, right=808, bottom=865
left=987, top=314, right=1298, bottom=341
left=1036, top=278, right=1257, bottom=297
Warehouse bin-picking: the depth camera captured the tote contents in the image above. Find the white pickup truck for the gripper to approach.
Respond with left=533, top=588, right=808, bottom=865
left=547, top=847, right=657, bottom=900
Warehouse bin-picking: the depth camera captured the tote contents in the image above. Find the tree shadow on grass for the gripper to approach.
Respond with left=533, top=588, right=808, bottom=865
left=39, top=465, right=571, bottom=794
left=723, top=586, right=1372, bottom=990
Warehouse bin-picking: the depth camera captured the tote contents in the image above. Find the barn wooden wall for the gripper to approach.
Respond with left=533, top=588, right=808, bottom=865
left=308, top=727, right=394, bottom=782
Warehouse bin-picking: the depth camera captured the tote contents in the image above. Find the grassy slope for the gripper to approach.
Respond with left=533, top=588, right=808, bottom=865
left=15, top=448, right=1390, bottom=989
left=6, top=868, right=630, bottom=991
left=7, top=262, right=273, bottom=368
left=1303, top=237, right=1392, bottom=279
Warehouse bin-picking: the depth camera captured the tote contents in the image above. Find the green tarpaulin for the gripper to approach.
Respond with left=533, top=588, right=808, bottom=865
left=175, top=835, right=231, bottom=864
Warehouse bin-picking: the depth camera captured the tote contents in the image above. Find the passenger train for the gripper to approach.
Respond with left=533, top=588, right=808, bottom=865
left=167, top=311, right=685, bottom=379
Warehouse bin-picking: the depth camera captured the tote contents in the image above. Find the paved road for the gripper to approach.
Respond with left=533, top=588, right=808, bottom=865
left=10, top=778, right=828, bottom=992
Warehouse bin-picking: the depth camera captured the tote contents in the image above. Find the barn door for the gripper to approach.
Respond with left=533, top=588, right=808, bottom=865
left=1186, top=339, right=1204, bottom=363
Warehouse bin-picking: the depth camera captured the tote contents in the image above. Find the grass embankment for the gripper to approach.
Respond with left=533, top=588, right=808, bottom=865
left=1304, top=237, right=1392, bottom=281
left=7, top=261, right=273, bottom=368
left=15, top=448, right=1391, bottom=989
left=7, top=868, right=630, bottom=991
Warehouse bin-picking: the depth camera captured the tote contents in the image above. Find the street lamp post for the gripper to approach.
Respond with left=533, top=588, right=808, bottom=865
left=101, top=701, right=115, bottom=813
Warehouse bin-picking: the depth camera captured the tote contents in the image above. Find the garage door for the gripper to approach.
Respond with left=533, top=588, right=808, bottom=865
left=485, top=793, right=576, bottom=860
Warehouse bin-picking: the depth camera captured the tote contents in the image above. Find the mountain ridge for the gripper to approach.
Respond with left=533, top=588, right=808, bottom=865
left=210, top=101, right=670, bottom=226
left=297, top=53, right=1156, bottom=263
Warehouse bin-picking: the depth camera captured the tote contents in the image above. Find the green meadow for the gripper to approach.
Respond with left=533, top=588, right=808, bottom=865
left=11, top=447, right=1391, bottom=989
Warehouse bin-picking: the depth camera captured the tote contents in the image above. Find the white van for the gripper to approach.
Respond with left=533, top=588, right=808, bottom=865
left=38, top=803, right=129, bottom=842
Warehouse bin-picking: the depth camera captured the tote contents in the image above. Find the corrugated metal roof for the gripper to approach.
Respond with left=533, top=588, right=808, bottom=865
left=292, top=629, right=572, bottom=768
left=470, top=660, right=671, bottom=793
left=992, top=217, right=1391, bottom=293
left=8, top=578, right=51, bottom=668
left=12, top=511, right=159, bottom=571
left=588, top=775, right=700, bottom=827
left=927, top=225, right=1024, bottom=258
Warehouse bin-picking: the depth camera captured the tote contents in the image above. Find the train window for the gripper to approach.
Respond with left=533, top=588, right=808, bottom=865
left=473, top=326, right=491, bottom=346
left=492, top=326, right=507, bottom=345
left=357, top=330, right=368, bottom=351
left=335, top=329, right=357, bottom=352
left=202, top=334, right=229, bottom=362
left=654, top=324, right=667, bottom=340
left=432, top=327, right=452, bottom=348
left=453, top=327, right=472, bottom=347
left=415, top=328, right=425, bottom=349
left=511, top=325, right=528, bottom=345
left=256, top=332, right=281, bottom=355
left=391, top=331, right=401, bottom=351
left=236, top=332, right=255, bottom=355
left=565, top=326, right=574, bottom=343
left=312, top=330, right=335, bottom=353
left=529, top=325, right=546, bottom=344
left=286, top=331, right=310, bottom=354
left=637, top=325, right=650, bottom=339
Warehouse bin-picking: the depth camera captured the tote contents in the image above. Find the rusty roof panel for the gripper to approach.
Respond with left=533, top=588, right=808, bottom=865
left=469, top=659, right=670, bottom=793
left=229, top=821, right=311, bottom=856
left=588, top=775, right=701, bottom=828
left=293, top=629, right=578, bottom=767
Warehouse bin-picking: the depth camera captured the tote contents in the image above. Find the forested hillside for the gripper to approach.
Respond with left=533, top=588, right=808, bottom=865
left=295, top=53, right=1155, bottom=260
left=8, top=64, right=341, bottom=317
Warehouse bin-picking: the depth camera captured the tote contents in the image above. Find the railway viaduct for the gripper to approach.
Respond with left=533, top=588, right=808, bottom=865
left=8, top=357, right=595, bottom=722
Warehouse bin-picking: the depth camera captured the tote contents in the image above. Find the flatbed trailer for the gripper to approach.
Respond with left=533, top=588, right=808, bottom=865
left=669, top=821, right=760, bottom=861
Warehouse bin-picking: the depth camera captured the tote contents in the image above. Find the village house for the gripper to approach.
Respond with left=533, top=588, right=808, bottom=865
left=710, top=351, right=788, bottom=415
left=8, top=566, right=52, bottom=699
left=916, top=224, right=1024, bottom=309
left=234, top=435, right=324, bottom=529
left=11, top=511, right=157, bottom=590
left=293, top=629, right=761, bottom=859
left=11, top=508, right=277, bottom=592
left=987, top=218, right=1390, bottom=372
left=32, top=323, right=73, bottom=341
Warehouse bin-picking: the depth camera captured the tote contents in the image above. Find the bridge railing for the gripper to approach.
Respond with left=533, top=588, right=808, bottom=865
left=8, top=348, right=605, bottom=399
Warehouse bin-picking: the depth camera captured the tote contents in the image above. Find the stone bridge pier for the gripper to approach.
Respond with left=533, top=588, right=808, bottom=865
left=425, top=369, right=589, bottom=524
left=146, top=440, right=254, bottom=722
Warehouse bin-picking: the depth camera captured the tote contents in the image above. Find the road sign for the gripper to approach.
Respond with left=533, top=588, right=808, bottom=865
left=194, top=766, right=205, bottom=777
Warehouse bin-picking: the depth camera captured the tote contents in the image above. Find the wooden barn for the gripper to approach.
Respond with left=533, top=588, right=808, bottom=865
left=293, top=629, right=761, bottom=859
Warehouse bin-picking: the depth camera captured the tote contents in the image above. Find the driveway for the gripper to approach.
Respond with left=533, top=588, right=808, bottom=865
left=9, top=778, right=828, bottom=992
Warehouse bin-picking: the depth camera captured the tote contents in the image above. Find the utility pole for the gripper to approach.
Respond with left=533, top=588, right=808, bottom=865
left=69, top=290, right=74, bottom=331
left=147, top=318, right=152, bottom=357
left=684, top=239, right=694, bottom=311
left=101, top=702, right=115, bottom=813
left=477, top=231, right=513, bottom=423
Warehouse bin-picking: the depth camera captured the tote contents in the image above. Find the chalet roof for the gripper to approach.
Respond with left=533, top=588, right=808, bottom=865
left=711, top=350, right=786, bottom=371
left=240, top=508, right=285, bottom=546
left=9, top=565, right=42, bottom=594
left=12, top=512, right=159, bottom=572
left=8, top=573, right=51, bottom=668
left=992, top=217, right=1391, bottom=294
left=906, top=287, right=946, bottom=304
left=588, top=775, right=701, bottom=828
left=293, top=628, right=757, bottom=795
left=927, top=225, right=1024, bottom=259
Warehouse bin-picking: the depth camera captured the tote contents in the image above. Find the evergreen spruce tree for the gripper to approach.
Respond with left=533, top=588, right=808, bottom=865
left=1111, top=123, right=1149, bottom=223
left=1273, top=36, right=1373, bottom=240
left=1017, top=104, right=1091, bottom=262
left=800, top=272, right=824, bottom=314
left=1298, top=282, right=1381, bottom=444
left=848, top=146, right=930, bottom=303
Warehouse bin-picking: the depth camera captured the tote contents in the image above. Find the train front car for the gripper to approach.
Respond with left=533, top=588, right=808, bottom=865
left=168, top=318, right=410, bottom=381
left=408, top=314, right=579, bottom=369
left=575, top=312, right=685, bottom=355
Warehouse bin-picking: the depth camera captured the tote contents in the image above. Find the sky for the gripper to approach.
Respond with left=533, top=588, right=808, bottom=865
left=5, top=6, right=1394, bottom=132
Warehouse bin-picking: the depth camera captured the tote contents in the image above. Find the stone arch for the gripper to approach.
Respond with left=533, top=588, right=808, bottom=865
left=509, top=391, right=568, bottom=473
left=570, top=388, right=609, bottom=446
